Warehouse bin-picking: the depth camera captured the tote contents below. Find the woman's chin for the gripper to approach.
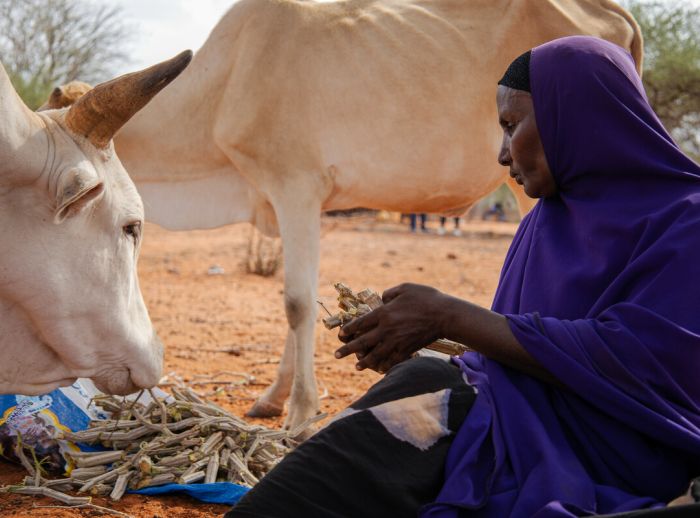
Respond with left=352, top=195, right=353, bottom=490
left=523, top=185, right=538, bottom=198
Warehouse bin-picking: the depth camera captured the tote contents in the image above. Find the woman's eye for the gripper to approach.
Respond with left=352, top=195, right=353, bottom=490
left=124, top=221, right=142, bottom=241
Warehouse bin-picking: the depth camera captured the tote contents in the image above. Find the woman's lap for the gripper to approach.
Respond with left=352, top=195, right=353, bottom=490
left=225, top=356, right=476, bottom=518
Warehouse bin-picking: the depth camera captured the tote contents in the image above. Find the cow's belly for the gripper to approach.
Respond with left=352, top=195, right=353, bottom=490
left=136, top=173, right=255, bottom=231
left=323, top=166, right=506, bottom=214
left=318, top=126, right=506, bottom=214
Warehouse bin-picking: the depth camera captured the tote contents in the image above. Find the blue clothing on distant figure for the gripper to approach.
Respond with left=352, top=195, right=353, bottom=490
left=410, top=213, right=428, bottom=232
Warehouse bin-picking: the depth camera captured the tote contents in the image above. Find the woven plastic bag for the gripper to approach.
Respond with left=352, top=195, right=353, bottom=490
left=0, top=379, right=109, bottom=474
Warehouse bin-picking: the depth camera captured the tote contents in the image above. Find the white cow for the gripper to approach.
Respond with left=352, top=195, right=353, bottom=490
left=0, top=51, right=192, bottom=396
left=59, top=0, right=641, bottom=430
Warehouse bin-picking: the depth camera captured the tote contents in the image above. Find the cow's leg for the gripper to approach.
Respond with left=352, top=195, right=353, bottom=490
left=249, top=193, right=322, bottom=430
left=247, top=330, right=295, bottom=417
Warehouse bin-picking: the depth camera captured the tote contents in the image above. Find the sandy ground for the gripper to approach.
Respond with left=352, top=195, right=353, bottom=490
left=0, top=215, right=517, bottom=517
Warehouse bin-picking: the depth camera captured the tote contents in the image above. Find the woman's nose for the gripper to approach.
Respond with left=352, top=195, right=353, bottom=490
left=498, top=141, right=511, bottom=167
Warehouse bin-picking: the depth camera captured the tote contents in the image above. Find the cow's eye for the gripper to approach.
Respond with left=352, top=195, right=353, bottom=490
left=124, top=221, right=142, bottom=241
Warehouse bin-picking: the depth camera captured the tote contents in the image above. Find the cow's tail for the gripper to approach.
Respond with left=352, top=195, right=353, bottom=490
left=602, top=0, right=644, bottom=76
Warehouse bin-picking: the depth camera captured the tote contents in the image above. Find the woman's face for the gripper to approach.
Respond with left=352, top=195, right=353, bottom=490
left=496, top=86, right=556, bottom=198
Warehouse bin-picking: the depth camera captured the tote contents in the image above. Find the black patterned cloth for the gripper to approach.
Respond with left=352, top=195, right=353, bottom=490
left=497, top=50, right=531, bottom=92
left=225, top=356, right=476, bottom=518
left=224, top=355, right=700, bottom=517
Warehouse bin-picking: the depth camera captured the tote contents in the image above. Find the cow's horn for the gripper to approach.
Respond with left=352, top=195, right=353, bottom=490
left=65, top=50, right=193, bottom=148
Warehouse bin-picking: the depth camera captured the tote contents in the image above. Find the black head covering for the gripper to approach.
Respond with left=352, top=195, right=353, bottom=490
left=497, top=50, right=531, bottom=92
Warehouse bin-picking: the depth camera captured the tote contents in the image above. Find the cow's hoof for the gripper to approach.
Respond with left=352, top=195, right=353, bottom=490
left=246, top=400, right=283, bottom=418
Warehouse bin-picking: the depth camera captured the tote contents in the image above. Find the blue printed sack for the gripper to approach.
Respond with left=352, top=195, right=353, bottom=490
left=0, top=379, right=109, bottom=473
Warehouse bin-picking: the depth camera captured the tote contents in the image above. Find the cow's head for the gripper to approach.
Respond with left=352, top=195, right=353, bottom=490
left=38, top=81, right=93, bottom=111
left=0, top=51, right=192, bottom=396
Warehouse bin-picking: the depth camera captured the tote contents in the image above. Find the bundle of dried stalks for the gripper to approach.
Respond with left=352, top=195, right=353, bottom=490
left=321, top=282, right=470, bottom=356
left=1, top=387, right=324, bottom=506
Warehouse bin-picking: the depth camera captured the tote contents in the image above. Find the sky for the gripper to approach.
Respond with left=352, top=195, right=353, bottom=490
left=112, top=0, right=234, bottom=74
left=109, top=0, right=700, bottom=76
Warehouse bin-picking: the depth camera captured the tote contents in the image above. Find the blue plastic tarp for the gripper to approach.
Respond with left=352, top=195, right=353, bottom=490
left=130, top=482, right=249, bottom=505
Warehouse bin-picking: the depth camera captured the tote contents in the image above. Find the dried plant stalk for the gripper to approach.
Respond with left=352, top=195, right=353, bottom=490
left=179, top=470, right=206, bottom=484
left=73, top=450, right=124, bottom=468
left=2, top=385, right=325, bottom=508
left=13, top=445, right=36, bottom=477
left=323, top=282, right=471, bottom=356
left=5, top=485, right=91, bottom=505
left=110, top=472, right=132, bottom=501
left=205, top=452, right=220, bottom=483
left=70, top=466, right=108, bottom=480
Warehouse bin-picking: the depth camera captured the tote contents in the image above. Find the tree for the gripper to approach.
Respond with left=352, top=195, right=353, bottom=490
left=625, top=0, right=700, bottom=160
left=0, top=0, right=132, bottom=109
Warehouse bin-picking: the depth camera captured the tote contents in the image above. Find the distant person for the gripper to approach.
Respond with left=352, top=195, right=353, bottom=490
left=438, top=216, right=461, bottom=236
left=482, top=201, right=506, bottom=221
left=408, top=213, right=427, bottom=233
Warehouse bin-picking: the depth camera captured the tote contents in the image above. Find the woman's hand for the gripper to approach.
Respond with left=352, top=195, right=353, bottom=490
left=335, top=282, right=560, bottom=384
left=334, top=283, right=452, bottom=373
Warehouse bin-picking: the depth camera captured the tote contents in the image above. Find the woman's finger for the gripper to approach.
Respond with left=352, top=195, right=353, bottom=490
left=381, top=284, right=405, bottom=304
left=377, top=349, right=410, bottom=374
left=355, top=341, right=396, bottom=371
left=338, top=309, right=380, bottom=340
left=335, top=328, right=381, bottom=359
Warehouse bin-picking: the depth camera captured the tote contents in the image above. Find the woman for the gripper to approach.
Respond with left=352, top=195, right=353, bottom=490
left=227, top=36, right=700, bottom=517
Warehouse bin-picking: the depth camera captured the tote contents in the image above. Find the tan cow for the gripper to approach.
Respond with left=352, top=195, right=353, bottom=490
left=0, top=52, right=191, bottom=396
left=38, top=81, right=92, bottom=111
left=49, top=0, right=642, bottom=430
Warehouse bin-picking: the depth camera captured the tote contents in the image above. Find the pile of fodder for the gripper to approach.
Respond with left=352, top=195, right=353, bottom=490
left=2, top=386, right=323, bottom=505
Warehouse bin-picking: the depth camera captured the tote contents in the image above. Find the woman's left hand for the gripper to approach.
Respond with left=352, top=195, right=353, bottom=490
left=334, top=283, right=451, bottom=373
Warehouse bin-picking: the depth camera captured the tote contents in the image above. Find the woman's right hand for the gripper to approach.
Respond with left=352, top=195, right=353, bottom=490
left=334, top=283, right=453, bottom=373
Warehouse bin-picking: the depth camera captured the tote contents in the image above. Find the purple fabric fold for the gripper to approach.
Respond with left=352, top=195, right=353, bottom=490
left=422, top=36, right=700, bottom=517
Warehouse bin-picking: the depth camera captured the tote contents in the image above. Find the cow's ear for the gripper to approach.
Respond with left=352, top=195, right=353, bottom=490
left=54, top=167, right=104, bottom=224
left=0, top=63, right=47, bottom=181
left=37, top=86, right=65, bottom=111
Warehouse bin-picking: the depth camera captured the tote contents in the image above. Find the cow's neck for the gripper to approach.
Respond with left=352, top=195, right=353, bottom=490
left=114, top=38, right=235, bottom=184
left=115, top=100, right=228, bottom=184
left=0, top=297, right=76, bottom=394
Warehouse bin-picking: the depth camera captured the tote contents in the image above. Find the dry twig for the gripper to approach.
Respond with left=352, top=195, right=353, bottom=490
left=2, top=385, right=324, bottom=506
left=33, top=502, right=134, bottom=517
left=322, top=282, right=471, bottom=356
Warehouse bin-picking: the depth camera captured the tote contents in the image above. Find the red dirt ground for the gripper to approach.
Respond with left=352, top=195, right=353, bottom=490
left=0, top=215, right=516, bottom=517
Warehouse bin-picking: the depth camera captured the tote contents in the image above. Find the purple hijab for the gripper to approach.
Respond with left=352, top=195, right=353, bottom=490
left=422, top=36, right=700, bottom=517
